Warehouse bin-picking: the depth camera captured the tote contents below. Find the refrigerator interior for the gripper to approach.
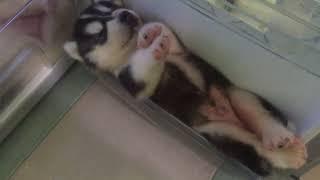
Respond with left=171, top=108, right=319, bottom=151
left=1, top=0, right=320, bottom=179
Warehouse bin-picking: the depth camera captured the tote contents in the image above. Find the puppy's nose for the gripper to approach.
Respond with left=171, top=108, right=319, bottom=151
left=119, top=10, right=139, bottom=27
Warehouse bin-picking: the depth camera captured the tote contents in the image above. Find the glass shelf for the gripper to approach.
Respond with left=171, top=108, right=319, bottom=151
left=187, top=0, right=320, bottom=78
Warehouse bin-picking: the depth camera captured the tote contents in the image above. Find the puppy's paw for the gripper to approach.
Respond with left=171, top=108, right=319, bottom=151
left=262, top=122, right=295, bottom=150
left=152, top=35, right=170, bottom=60
left=138, top=24, right=162, bottom=48
left=268, top=138, right=307, bottom=169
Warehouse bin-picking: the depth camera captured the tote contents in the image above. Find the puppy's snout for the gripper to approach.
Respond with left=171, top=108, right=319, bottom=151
left=119, top=10, right=139, bottom=27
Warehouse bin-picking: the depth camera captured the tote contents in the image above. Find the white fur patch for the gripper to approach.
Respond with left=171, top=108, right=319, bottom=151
left=229, top=87, right=296, bottom=151
left=131, top=50, right=162, bottom=81
left=130, top=49, right=164, bottom=99
left=85, top=21, right=103, bottom=34
left=95, top=5, right=111, bottom=13
left=63, top=41, right=83, bottom=61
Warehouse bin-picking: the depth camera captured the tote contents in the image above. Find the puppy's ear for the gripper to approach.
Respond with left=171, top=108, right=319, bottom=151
left=63, top=41, right=83, bottom=62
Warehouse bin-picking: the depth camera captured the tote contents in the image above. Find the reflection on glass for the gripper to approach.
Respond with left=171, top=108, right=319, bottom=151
left=202, top=0, right=320, bottom=77
left=0, top=0, right=76, bottom=131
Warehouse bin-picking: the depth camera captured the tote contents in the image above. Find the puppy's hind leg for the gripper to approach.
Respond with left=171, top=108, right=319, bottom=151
left=228, top=87, right=303, bottom=151
left=199, top=86, right=244, bottom=128
left=195, top=122, right=307, bottom=173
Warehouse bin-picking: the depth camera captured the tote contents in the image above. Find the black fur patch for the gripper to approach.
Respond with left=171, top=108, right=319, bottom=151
left=83, top=57, right=97, bottom=68
left=84, top=1, right=119, bottom=16
left=73, top=18, right=109, bottom=58
left=201, top=133, right=273, bottom=176
left=151, top=63, right=206, bottom=126
left=258, top=96, right=288, bottom=126
left=118, top=66, right=146, bottom=97
left=150, top=54, right=233, bottom=125
left=185, top=54, right=233, bottom=91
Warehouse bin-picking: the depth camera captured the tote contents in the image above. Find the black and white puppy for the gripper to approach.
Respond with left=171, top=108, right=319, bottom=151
left=120, top=22, right=307, bottom=176
left=63, top=0, right=142, bottom=74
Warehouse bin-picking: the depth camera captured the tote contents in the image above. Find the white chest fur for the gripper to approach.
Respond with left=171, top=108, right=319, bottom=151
left=130, top=49, right=165, bottom=99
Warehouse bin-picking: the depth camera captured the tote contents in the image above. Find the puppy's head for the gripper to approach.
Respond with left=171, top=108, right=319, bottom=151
left=64, top=0, right=141, bottom=66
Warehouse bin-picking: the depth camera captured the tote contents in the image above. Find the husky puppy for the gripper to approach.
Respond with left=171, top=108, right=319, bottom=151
left=121, top=22, right=307, bottom=176
left=63, top=0, right=142, bottom=74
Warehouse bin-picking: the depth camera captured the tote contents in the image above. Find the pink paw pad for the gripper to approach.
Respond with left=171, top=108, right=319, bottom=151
left=138, top=24, right=162, bottom=48
left=262, top=125, right=296, bottom=151
left=152, top=35, right=170, bottom=60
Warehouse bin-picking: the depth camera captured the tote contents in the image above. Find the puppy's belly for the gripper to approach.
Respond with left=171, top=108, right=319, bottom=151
left=195, top=107, right=247, bottom=131
left=198, top=86, right=248, bottom=130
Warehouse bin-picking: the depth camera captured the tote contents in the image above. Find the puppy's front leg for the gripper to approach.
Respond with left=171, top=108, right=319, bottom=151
left=118, top=34, right=170, bottom=99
